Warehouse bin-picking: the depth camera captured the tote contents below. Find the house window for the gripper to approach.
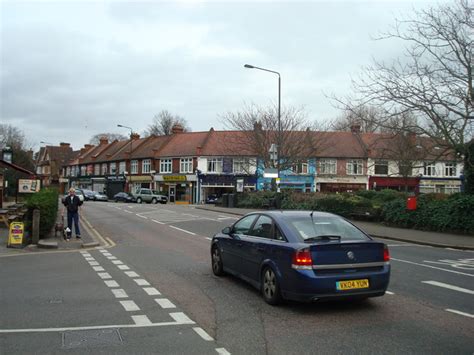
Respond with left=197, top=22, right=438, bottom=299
left=142, top=159, right=151, bottom=173
left=160, top=159, right=172, bottom=173
left=233, top=158, right=250, bottom=173
left=119, top=161, right=126, bottom=174
left=207, top=158, right=223, bottom=173
left=292, top=162, right=309, bottom=174
left=180, top=158, right=193, bottom=173
left=80, top=166, right=86, bottom=176
left=424, top=163, right=437, bottom=176
left=94, top=164, right=100, bottom=176
left=131, top=160, right=138, bottom=174
left=101, top=163, right=107, bottom=175
left=320, top=159, right=336, bottom=175
left=445, top=163, right=456, bottom=177
left=347, top=159, right=363, bottom=175
left=374, top=160, right=388, bottom=175
left=110, top=162, right=117, bottom=175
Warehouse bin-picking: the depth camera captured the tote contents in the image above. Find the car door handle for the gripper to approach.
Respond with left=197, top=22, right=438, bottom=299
left=236, top=242, right=243, bottom=247
left=257, top=246, right=265, bottom=252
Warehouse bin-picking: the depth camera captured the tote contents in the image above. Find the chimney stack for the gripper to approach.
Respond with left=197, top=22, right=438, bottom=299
left=99, top=137, right=109, bottom=145
left=171, top=124, right=184, bottom=134
left=60, top=142, right=70, bottom=147
left=350, top=124, right=361, bottom=133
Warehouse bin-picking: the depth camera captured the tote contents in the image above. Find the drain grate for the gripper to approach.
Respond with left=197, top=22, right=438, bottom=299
left=62, top=328, right=123, bottom=349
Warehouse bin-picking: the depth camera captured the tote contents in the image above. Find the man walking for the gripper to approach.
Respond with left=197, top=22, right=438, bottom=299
left=62, top=188, right=83, bottom=240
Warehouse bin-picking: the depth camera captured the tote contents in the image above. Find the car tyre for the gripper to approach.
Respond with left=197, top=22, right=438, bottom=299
left=261, top=267, right=282, bottom=305
left=136, top=197, right=142, bottom=204
left=211, top=246, right=225, bottom=276
left=151, top=198, right=157, bottom=204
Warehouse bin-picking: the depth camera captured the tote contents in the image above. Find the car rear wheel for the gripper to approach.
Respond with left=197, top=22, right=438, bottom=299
left=211, top=246, right=225, bottom=276
left=151, top=198, right=157, bottom=204
left=262, top=267, right=282, bottom=305
left=136, top=197, right=142, bottom=204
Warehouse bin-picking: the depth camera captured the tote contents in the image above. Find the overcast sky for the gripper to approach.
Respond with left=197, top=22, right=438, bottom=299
left=1, top=0, right=443, bottom=151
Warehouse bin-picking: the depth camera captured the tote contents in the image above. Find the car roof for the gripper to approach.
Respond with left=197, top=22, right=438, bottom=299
left=246, top=210, right=340, bottom=222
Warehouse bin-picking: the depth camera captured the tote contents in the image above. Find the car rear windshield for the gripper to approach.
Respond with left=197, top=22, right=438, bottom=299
left=288, top=215, right=369, bottom=242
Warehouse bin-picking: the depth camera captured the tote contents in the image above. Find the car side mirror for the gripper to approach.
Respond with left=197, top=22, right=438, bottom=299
left=222, top=226, right=232, bottom=235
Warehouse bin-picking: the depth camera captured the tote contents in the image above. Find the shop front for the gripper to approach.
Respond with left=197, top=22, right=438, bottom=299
left=257, top=174, right=314, bottom=192
left=200, top=174, right=257, bottom=203
left=155, top=174, right=197, bottom=204
left=92, top=177, right=106, bottom=193
left=369, top=176, right=420, bottom=193
left=316, top=176, right=368, bottom=193
left=69, top=177, right=93, bottom=190
left=419, top=177, right=461, bottom=194
left=105, top=175, right=126, bottom=199
left=128, top=175, right=153, bottom=194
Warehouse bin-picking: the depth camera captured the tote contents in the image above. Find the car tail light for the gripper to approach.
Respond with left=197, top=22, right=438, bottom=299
left=383, top=245, right=390, bottom=262
left=292, top=248, right=313, bottom=270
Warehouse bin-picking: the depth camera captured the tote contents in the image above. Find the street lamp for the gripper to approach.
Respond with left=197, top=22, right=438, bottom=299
left=117, top=124, right=134, bottom=192
left=244, top=63, right=281, bottom=192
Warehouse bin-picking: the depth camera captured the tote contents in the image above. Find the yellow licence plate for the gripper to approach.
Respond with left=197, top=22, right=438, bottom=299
left=336, top=279, right=369, bottom=291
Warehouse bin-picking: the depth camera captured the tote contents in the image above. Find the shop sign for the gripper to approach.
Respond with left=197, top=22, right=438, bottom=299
left=8, top=222, right=24, bottom=246
left=163, top=175, right=186, bottom=182
left=129, top=175, right=152, bottom=182
left=18, top=179, right=40, bottom=193
left=236, top=179, right=244, bottom=192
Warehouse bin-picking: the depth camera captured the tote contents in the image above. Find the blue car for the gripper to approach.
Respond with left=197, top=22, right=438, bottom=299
left=210, top=211, right=390, bottom=305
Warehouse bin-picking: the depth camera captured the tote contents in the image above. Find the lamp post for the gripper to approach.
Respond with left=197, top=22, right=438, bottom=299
left=244, top=64, right=281, bottom=192
left=117, top=124, right=133, bottom=192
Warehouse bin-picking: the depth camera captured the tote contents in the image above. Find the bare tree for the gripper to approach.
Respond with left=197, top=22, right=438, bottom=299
left=0, top=124, right=29, bottom=150
left=221, top=104, right=327, bottom=173
left=89, top=133, right=127, bottom=145
left=145, top=110, right=190, bottom=136
left=335, top=0, right=473, bottom=158
left=330, top=105, right=383, bottom=133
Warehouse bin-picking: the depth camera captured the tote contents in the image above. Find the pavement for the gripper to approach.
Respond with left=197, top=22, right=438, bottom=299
left=194, top=205, right=474, bottom=251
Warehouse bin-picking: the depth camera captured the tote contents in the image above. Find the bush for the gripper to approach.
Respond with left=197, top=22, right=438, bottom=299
left=25, top=188, right=59, bottom=239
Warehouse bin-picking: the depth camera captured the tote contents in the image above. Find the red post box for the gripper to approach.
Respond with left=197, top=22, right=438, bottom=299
left=407, top=197, right=417, bottom=211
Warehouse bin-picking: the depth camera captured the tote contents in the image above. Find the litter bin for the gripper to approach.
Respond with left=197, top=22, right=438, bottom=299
left=221, top=194, right=229, bottom=208
left=228, top=194, right=235, bottom=208
left=407, top=197, right=417, bottom=211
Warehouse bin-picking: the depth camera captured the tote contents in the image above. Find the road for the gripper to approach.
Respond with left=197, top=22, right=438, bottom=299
left=1, top=202, right=473, bottom=354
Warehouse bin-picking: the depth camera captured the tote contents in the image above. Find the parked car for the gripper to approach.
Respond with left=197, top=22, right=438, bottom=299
left=133, top=188, right=167, bottom=204
left=61, top=189, right=85, bottom=203
left=206, top=194, right=219, bottom=204
left=81, top=189, right=96, bottom=201
left=113, top=192, right=136, bottom=203
left=93, top=192, right=108, bottom=201
left=210, top=211, right=390, bottom=305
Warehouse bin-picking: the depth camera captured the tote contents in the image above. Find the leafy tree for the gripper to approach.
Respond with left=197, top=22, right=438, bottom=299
left=145, top=110, right=190, bottom=136
left=89, top=133, right=127, bottom=145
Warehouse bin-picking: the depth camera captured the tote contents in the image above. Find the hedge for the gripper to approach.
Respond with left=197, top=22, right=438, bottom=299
left=25, top=188, right=59, bottom=239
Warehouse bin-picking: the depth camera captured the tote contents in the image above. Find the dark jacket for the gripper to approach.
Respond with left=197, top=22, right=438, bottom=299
left=63, top=195, right=83, bottom=213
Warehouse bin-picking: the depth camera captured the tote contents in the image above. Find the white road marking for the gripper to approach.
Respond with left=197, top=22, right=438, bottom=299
left=111, top=289, right=129, bottom=298
left=117, top=265, right=130, bottom=270
left=424, top=258, right=474, bottom=271
left=170, top=226, right=196, bottom=235
left=97, top=272, right=112, bottom=279
left=143, top=287, right=161, bottom=296
left=84, top=257, right=94, bottom=261
left=104, top=280, right=119, bottom=288
left=422, top=281, right=474, bottom=295
left=125, top=210, right=133, bottom=214
left=445, top=309, right=474, bottom=318
left=386, top=291, right=395, bottom=295
left=216, top=348, right=231, bottom=355
left=391, top=258, right=474, bottom=277
left=93, top=266, right=105, bottom=272
left=169, top=312, right=194, bottom=324
left=88, top=261, right=100, bottom=266
left=120, top=300, right=140, bottom=311
left=112, top=260, right=124, bottom=265
left=193, top=327, right=214, bottom=341
left=132, top=315, right=153, bottom=325
left=137, top=214, right=148, bottom=219
left=152, top=219, right=165, bottom=225
left=205, top=237, right=212, bottom=241
left=103, top=253, right=112, bottom=257
left=155, top=298, right=176, bottom=309
left=134, top=279, right=150, bottom=286
left=125, top=271, right=140, bottom=278
left=99, top=249, right=108, bottom=253
left=107, top=256, right=117, bottom=260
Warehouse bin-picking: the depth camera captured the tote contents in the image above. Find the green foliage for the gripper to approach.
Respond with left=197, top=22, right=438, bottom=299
left=25, top=188, right=59, bottom=238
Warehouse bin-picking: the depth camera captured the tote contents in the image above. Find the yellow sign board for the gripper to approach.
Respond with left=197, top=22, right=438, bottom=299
left=163, top=175, right=186, bottom=182
left=8, top=222, right=24, bottom=246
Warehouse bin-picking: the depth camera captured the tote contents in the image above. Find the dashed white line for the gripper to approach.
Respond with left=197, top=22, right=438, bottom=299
left=169, top=312, right=194, bottom=324
left=107, top=256, right=117, bottom=260
left=137, top=215, right=148, bottom=219
left=112, top=260, right=124, bottom=265
left=386, top=291, right=395, bottom=295
left=205, top=237, right=212, bottom=241
left=99, top=249, right=108, bottom=253
left=132, top=315, right=153, bottom=325
left=124, top=210, right=133, bottom=214
left=422, top=281, right=474, bottom=295
left=93, top=266, right=105, bottom=272
left=84, top=257, right=95, bottom=261
left=125, top=271, right=140, bottom=278
left=97, top=272, right=112, bottom=279
left=193, top=327, right=214, bottom=341
left=445, top=309, right=474, bottom=318
left=169, top=226, right=196, bottom=235
left=143, top=287, right=161, bottom=296
left=117, top=265, right=130, bottom=270
left=88, top=261, right=100, bottom=266
left=120, top=300, right=140, bottom=312
left=111, top=289, right=129, bottom=299
left=155, top=298, right=176, bottom=309
left=152, top=219, right=165, bottom=225
left=103, top=253, right=112, bottom=257
left=134, top=279, right=150, bottom=286
left=104, top=280, right=119, bottom=288
left=216, top=348, right=231, bottom=355
left=391, top=258, right=474, bottom=277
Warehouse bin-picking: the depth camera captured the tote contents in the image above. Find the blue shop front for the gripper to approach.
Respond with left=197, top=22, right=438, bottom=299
left=256, top=159, right=316, bottom=192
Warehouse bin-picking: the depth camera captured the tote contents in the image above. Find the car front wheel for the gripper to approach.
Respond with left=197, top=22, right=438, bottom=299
left=136, top=197, right=142, bottom=204
left=151, top=198, right=157, bottom=204
left=262, top=267, right=282, bottom=305
left=211, top=246, right=225, bottom=276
